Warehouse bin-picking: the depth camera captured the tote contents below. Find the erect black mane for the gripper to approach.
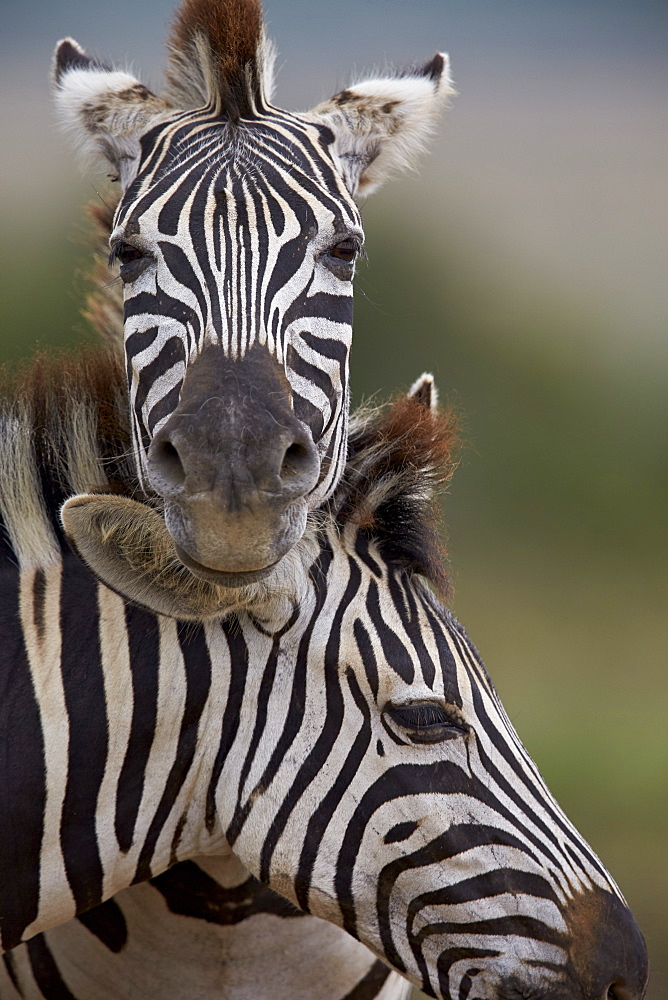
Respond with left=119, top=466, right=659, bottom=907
left=165, top=0, right=269, bottom=119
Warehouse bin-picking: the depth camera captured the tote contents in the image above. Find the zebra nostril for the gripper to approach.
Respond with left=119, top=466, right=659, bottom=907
left=606, top=984, right=634, bottom=1000
left=151, top=438, right=186, bottom=490
left=280, top=441, right=310, bottom=478
left=278, top=436, right=318, bottom=494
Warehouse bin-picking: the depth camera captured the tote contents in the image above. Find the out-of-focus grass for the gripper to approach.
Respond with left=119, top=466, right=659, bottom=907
left=2, top=211, right=99, bottom=361
left=1, top=190, right=665, bottom=997
left=355, top=196, right=667, bottom=999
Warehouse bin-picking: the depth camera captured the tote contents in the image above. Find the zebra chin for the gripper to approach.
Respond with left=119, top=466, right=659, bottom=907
left=164, top=495, right=309, bottom=586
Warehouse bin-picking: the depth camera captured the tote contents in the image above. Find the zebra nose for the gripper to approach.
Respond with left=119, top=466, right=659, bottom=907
left=147, top=421, right=319, bottom=502
left=564, top=887, right=649, bottom=1000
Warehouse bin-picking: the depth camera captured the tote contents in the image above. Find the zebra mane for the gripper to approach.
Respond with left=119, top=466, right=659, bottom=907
left=336, top=396, right=457, bottom=594
left=83, top=199, right=125, bottom=355
left=0, top=348, right=132, bottom=503
left=164, top=0, right=275, bottom=117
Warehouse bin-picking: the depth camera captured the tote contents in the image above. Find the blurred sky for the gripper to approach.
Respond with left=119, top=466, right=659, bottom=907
left=2, top=0, right=667, bottom=354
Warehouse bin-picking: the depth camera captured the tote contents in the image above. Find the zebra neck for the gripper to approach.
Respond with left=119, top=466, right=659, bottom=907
left=0, top=856, right=411, bottom=1000
left=1, top=554, right=230, bottom=949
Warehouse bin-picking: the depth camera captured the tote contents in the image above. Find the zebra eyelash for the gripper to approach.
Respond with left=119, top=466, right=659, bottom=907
left=324, top=234, right=366, bottom=259
left=384, top=701, right=468, bottom=744
left=109, top=241, right=155, bottom=266
left=108, top=242, right=154, bottom=283
left=320, top=238, right=366, bottom=279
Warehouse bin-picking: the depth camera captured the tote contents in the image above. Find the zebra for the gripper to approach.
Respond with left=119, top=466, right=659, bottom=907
left=1, top=190, right=408, bottom=1000
left=52, top=0, right=454, bottom=591
left=0, top=345, right=648, bottom=999
left=1, top=856, right=411, bottom=999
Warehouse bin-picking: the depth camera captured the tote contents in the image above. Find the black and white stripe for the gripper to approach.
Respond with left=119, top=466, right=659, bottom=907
left=53, top=0, right=454, bottom=573
left=0, top=369, right=646, bottom=999
left=116, top=107, right=359, bottom=503
left=0, top=858, right=408, bottom=1000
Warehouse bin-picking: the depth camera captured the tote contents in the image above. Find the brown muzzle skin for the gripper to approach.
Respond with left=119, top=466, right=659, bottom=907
left=564, top=886, right=649, bottom=1000
left=145, top=343, right=320, bottom=586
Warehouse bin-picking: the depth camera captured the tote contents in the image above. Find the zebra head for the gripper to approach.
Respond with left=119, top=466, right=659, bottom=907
left=219, top=380, right=648, bottom=1000
left=52, top=0, right=453, bottom=587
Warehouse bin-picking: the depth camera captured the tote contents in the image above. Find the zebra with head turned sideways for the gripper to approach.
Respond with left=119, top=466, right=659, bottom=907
left=51, top=0, right=453, bottom=590
left=0, top=346, right=648, bottom=999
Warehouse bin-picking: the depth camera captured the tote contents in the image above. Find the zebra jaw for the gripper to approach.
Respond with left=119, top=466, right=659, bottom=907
left=60, top=493, right=304, bottom=620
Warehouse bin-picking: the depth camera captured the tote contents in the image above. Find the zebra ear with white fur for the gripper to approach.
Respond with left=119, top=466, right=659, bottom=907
left=61, top=494, right=242, bottom=620
left=408, top=372, right=439, bottom=412
left=52, top=38, right=171, bottom=187
left=309, top=54, right=454, bottom=197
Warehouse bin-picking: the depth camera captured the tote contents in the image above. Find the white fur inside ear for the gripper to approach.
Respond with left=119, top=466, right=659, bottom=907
left=54, top=66, right=169, bottom=185
left=409, top=372, right=438, bottom=411
left=310, top=54, right=454, bottom=197
left=56, top=66, right=141, bottom=106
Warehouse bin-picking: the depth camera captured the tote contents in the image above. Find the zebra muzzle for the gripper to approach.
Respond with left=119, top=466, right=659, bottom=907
left=144, top=343, right=321, bottom=579
left=59, top=493, right=290, bottom=619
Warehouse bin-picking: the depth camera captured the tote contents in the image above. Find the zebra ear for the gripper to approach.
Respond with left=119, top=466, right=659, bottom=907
left=310, top=54, right=454, bottom=197
left=408, top=372, right=439, bottom=412
left=52, top=38, right=171, bottom=187
left=62, top=494, right=305, bottom=623
left=61, top=494, right=239, bottom=620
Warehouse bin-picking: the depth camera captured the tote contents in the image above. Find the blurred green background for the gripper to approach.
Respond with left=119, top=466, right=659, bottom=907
left=2, top=0, right=666, bottom=994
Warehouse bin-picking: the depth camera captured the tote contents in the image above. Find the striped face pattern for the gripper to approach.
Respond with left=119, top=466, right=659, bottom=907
left=52, top=0, right=454, bottom=580
left=114, top=107, right=361, bottom=507
left=213, top=530, right=645, bottom=1000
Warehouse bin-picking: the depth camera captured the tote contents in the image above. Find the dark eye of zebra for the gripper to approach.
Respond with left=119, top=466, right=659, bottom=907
left=330, top=239, right=358, bottom=262
left=109, top=242, right=152, bottom=283
left=385, top=702, right=467, bottom=745
left=322, top=238, right=363, bottom=278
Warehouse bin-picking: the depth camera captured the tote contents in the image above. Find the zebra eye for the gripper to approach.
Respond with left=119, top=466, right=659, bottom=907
left=386, top=702, right=467, bottom=745
left=322, top=237, right=363, bottom=278
left=330, top=239, right=358, bottom=263
left=109, top=242, right=152, bottom=283
left=112, top=243, right=143, bottom=264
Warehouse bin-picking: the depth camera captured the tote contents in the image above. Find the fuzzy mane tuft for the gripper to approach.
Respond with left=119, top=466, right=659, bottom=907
left=0, top=347, right=135, bottom=571
left=334, top=394, right=458, bottom=595
left=165, top=0, right=271, bottom=117
left=83, top=197, right=124, bottom=353
left=0, top=348, right=132, bottom=492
